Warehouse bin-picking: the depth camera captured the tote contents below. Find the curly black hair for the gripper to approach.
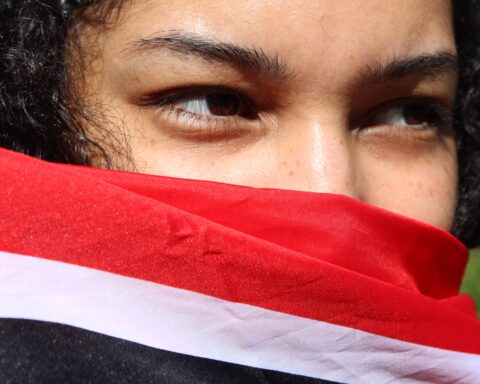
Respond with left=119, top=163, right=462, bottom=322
left=452, top=1, right=480, bottom=247
left=1, top=0, right=480, bottom=246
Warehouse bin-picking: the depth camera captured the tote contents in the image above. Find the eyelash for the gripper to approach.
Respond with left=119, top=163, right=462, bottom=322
left=358, top=98, right=453, bottom=132
left=144, top=86, right=259, bottom=139
left=143, top=87, right=453, bottom=140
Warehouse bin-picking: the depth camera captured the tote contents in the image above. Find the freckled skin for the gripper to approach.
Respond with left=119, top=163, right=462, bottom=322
left=78, top=0, right=457, bottom=232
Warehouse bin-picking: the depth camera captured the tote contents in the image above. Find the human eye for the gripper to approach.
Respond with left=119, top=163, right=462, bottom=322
left=360, top=98, right=452, bottom=136
left=168, top=89, right=254, bottom=117
left=143, top=86, right=261, bottom=141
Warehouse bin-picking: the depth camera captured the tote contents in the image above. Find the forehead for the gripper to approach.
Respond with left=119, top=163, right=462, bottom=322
left=118, top=1, right=453, bottom=49
left=100, top=0, right=455, bottom=87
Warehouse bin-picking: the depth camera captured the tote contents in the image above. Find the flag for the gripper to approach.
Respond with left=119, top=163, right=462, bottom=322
left=0, top=148, right=479, bottom=383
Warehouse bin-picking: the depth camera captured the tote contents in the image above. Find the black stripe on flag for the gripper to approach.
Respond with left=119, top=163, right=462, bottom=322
left=0, top=319, right=342, bottom=384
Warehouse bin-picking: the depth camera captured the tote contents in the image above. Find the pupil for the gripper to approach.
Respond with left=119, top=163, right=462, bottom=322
left=207, top=93, right=240, bottom=116
left=404, top=104, right=434, bottom=125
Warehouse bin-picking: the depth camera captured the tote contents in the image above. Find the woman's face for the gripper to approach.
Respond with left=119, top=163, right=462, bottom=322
left=79, top=0, right=458, bottom=230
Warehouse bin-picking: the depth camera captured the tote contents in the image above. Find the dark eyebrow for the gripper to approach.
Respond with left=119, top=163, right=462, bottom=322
left=362, top=51, right=458, bottom=84
left=127, top=31, right=292, bottom=81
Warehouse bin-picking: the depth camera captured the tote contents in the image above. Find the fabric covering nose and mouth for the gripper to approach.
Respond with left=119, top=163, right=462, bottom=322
left=0, top=147, right=479, bottom=384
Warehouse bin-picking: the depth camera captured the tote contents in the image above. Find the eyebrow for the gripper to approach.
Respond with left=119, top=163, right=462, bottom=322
left=361, top=51, right=458, bottom=85
left=128, top=31, right=457, bottom=86
left=127, top=31, right=292, bottom=81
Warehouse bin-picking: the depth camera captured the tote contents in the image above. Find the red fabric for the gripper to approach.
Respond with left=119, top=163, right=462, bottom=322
left=1, top=148, right=479, bottom=354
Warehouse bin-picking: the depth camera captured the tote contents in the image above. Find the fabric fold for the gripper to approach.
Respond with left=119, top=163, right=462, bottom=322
left=1, top=148, right=479, bottom=383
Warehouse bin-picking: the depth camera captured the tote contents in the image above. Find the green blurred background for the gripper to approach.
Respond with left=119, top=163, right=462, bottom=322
left=460, top=248, right=480, bottom=316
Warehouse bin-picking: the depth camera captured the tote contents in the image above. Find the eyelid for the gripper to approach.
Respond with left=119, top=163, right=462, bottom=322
left=139, top=85, right=255, bottom=109
left=141, top=85, right=265, bottom=142
left=358, top=97, right=453, bottom=131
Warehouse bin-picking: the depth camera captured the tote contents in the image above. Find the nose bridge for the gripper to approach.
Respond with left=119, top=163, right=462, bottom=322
left=276, top=118, right=358, bottom=197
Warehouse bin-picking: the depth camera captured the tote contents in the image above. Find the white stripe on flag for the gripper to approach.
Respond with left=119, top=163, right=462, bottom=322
left=0, top=251, right=479, bottom=384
